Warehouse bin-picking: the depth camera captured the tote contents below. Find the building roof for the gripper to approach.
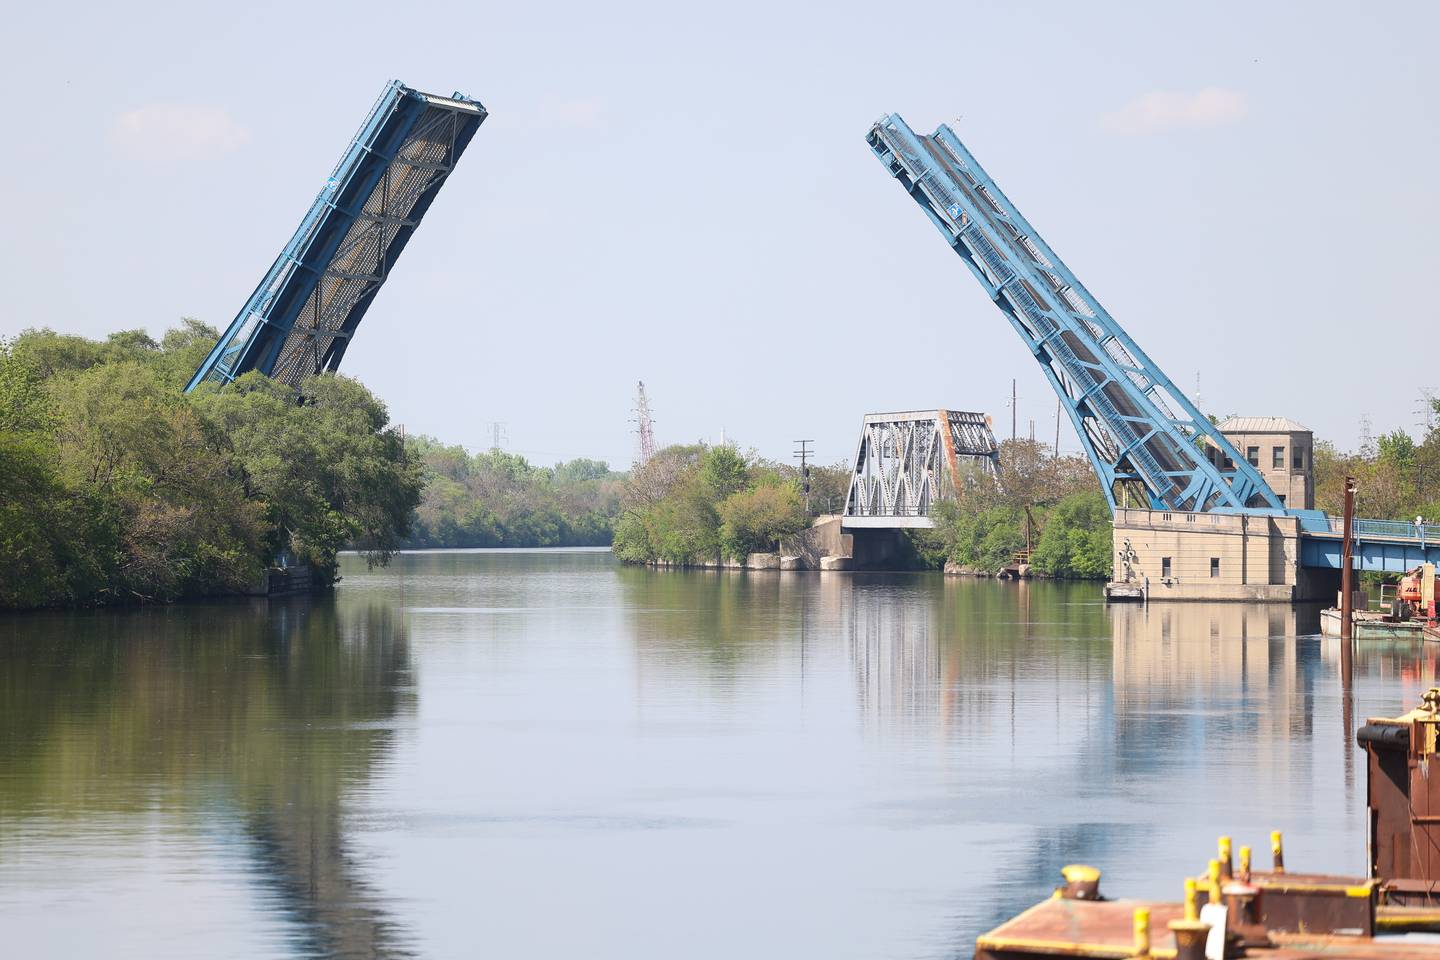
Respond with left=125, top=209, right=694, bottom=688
left=1216, top=416, right=1312, bottom=434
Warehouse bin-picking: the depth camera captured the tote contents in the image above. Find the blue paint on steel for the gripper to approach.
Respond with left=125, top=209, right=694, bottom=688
left=866, top=114, right=1282, bottom=515
left=1301, top=533, right=1440, bottom=573
left=186, top=81, right=487, bottom=392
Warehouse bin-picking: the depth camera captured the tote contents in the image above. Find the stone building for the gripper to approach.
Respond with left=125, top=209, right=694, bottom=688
left=1205, top=416, right=1314, bottom=510
left=1111, top=508, right=1333, bottom=601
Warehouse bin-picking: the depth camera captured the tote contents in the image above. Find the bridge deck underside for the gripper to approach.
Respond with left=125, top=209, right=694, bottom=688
left=187, top=82, right=485, bottom=392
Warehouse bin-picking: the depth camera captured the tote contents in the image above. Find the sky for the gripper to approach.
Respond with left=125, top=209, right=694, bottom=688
left=3, top=1, right=1437, bottom=469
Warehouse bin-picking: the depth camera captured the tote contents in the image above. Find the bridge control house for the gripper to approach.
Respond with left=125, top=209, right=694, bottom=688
left=1111, top=417, right=1326, bottom=602
left=1205, top=417, right=1314, bottom=510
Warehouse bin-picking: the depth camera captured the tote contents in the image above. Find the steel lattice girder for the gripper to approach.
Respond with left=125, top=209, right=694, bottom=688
left=865, top=115, right=1282, bottom=515
left=186, top=81, right=487, bottom=392
left=844, top=410, right=999, bottom=518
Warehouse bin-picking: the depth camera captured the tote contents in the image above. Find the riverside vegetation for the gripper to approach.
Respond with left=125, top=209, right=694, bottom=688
left=0, top=323, right=421, bottom=607
left=606, top=438, right=1114, bottom=578
left=9, top=321, right=1436, bottom=606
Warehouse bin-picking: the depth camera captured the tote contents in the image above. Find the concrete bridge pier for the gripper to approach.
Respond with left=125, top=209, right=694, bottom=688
left=782, top=517, right=921, bottom=571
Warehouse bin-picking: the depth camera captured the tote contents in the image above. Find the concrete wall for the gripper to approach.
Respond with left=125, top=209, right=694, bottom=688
left=1113, top=509, right=1332, bottom=601
left=781, top=516, right=852, bottom=569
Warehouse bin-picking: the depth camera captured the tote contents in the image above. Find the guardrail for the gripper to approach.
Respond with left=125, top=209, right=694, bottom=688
left=1323, top=517, right=1440, bottom=542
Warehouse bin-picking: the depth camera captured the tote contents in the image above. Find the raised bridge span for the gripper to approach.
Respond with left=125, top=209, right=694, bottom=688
left=186, top=81, right=486, bottom=392
left=856, top=113, right=1426, bottom=583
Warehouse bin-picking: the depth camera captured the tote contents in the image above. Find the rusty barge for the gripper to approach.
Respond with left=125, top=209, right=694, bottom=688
left=971, top=688, right=1440, bottom=959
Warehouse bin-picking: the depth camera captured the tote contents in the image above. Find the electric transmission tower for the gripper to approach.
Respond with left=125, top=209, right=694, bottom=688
left=632, top=381, right=657, bottom=465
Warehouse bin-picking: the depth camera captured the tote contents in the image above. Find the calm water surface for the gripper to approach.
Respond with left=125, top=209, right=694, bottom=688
left=1, top=549, right=1429, bottom=958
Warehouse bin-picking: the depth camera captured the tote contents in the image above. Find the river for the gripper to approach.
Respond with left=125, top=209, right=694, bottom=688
left=0, top=549, right=1428, bottom=959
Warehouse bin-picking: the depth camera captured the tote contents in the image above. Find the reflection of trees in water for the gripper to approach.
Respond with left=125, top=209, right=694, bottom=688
left=616, top=566, right=799, bottom=676
left=0, top=597, right=415, bottom=959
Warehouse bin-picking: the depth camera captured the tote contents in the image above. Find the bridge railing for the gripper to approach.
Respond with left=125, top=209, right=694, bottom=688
left=1322, top=516, right=1440, bottom=542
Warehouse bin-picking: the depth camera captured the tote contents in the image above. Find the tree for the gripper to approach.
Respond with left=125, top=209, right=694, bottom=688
left=699, top=445, right=749, bottom=500
left=717, top=482, right=807, bottom=560
left=1030, top=491, right=1112, bottom=579
left=46, top=360, right=267, bottom=601
left=192, top=372, right=422, bottom=576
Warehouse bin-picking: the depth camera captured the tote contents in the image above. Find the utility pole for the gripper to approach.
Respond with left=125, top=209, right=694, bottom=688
left=487, top=421, right=507, bottom=452
left=1029, top=419, right=1035, bottom=443
left=794, top=440, right=815, bottom=513
left=1054, top=397, right=1061, bottom=460
left=1340, top=476, right=1357, bottom=641
left=1011, top=379, right=1017, bottom=441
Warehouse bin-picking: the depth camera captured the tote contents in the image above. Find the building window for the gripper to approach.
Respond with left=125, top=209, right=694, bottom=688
left=1272, top=446, right=1285, bottom=468
left=1210, top=557, right=1220, bottom=578
left=1278, top=494, right=1286, bottom=505
left=1246, top=446, right=1259, bottom=467
left=1162, top=557, right=1172, bottom=578
left=1223, top=455, right=1234, bottom=470
left=1293, top=446, right=1305, bottom=470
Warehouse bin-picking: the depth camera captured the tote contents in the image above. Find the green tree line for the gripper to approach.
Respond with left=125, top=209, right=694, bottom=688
left=0, top=324, right=421, bottom=608
left=403, top=437, right=623, bottom=547
left=1313, top=410, right=1440, bottom=522
left=613, top=444, right=810, bottom=564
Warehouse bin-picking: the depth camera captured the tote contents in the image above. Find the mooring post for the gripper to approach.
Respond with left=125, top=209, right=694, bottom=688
left=1341, top=476, right=1356, bottom=641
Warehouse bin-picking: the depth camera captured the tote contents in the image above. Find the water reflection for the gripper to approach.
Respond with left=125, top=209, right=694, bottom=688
left=0, top=598, right=415, bottom=959
left=5, top=553, right=1439, bottom=960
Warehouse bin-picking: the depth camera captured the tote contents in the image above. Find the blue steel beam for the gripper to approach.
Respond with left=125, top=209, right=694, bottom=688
left=866, top=115, right=1283, bottom=515
left=186, top=81, right=486, bottom=392
left=1301, top=534, right=1440, bottom=574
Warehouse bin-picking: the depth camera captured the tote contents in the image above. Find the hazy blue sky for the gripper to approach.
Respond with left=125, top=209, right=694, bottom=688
left=3, top=1, right=1436, bottom=469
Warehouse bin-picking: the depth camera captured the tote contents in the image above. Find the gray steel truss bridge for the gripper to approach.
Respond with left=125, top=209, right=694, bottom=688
left=843, top=410, right=999, bottom=529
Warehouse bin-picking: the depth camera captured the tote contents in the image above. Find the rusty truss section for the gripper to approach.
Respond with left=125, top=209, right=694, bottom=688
left=844, top=410, right=998, bottom=526
left=187, top=81, right=486, bottom=392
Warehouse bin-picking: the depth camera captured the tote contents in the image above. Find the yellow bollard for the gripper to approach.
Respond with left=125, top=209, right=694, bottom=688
left=1183, top=877, right=1198, bottom=922
left=1239, top=845, right=1252, bottom=882
left=1207, top=859, right=1223, bottom=906
left=1218, top=836, right=1233, bottom=880
left=1169, top=919, right=1211, bottom=960
left=1059, top=864, right=1102, bottom=900
left=1271, top=830, right=1285, bottom=874
left=1133, top=907, right=1151, bottom=958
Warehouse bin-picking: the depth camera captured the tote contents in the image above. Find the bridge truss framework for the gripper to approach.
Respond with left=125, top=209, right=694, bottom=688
left=186, top=81, right=487, bottom=392
left=865, top=115, right=1281, bottom=515
left=844, top=410, right=999, bottom=528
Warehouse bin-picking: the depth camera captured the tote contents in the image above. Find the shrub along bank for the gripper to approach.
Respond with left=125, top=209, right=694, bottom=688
left=612, top=444, right=809, bottom=565
left=909, top=439, right=1113, bottom=579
